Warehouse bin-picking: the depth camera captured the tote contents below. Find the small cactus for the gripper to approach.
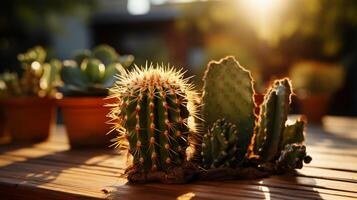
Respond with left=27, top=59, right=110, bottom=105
left=60, top=45, right=134, bottom=96
left=276, top=143, right=311, bottom=172
left=253, top=78, right=292, bottom=162
left=108, top=64, right=199, bottom=173
left=201, top=118, right=238, bottom=169
left=202, top=56, right=255, bottom=163
left=280, top=119, right=305, bottom=149
left=0, top=46, right=61, bottom=97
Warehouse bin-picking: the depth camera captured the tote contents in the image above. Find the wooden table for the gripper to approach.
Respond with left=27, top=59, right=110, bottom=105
left=0, top=116, right=356, bottom=200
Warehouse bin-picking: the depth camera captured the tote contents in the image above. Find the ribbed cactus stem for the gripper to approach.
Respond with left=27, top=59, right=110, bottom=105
left=201, top=119, right=238, bottom=169
left=109, top=65, right=198, bottom=172
left=254, top=78, right=292, bottom=162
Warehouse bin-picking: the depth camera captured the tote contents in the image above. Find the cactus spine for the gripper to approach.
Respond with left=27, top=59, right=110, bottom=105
left=109, top=65, right=198, bottom=172
left=253, top=79, right=292, bottom=162
left=201, top=118, right=238, bottom=169
left=202, top=56, right=255, bottom=162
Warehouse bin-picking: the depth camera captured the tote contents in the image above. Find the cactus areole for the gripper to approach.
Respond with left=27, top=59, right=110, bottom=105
left=108, top=57, right=311, bottom=184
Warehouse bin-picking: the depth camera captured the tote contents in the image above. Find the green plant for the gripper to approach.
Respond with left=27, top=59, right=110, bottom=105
left=0, top=46, right=61, bottom=97
left=201, top=56, right=255, bottom=163
left=108, top=56, right=311, bottom=183
left=252, top=79, right=292, bottom=163
left=60, top=45, right=134, bottom=96
left=199, top=57, right=310, bottom=173
left=290, top=61, right=345, bottom=95
left=201, top=118, right=238, bottom=169
left=108, top=65, right=199, bottom=173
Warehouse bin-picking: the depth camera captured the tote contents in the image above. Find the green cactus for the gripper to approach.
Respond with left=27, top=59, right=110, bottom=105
left=280, top=119, right=305, bottom=149
left=108, top=65, right=198, bottom=172
left=0, top=46, right=60, bottom=97
left=92, top=44, right=119, bottom=66
left=253, top=78, right=292, bottom=163
left=201, top=118, right=238, bottom=169
left=276, top=143, right=311, bottom=172
left=61, top=45, right=134, bottom=96
left=202, top=56, right=255, bottom=163
left=17, top=46, right=46, bottom=65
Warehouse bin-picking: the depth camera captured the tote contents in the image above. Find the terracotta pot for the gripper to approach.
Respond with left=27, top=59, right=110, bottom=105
left=0, top=105, right=5, bottom=137
left=58, top=97, right=114, bottom=148
left=0, top=97, right=56, bottom=142
left=298, top=94, right=331, bottom=124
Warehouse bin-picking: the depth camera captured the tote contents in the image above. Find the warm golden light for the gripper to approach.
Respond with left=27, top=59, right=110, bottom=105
left=239, top=0, right=286, bottom=45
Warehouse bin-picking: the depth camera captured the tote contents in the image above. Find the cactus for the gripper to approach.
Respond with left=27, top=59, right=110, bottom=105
left=92, top=44, right=119, bottom=67
left=106, top=56, right=312, bottom=183
left=108, top=64, right=199, bottom=173
left=276, top=143, right=311, bottom=172
left=202, top=56, right=255, bottom=163
left=0, top=46, right=60, bottom=97
left=280, top=119, right=305, bottom=149
left=201, top=118, right=238, bottom=169
left=60, top=45, right=134, bottom=96
left=253, top=78, right=292, bottom=163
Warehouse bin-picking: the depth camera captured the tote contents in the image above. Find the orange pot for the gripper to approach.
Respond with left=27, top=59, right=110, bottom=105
left=299, top=94, right=330, bottom=124
left=58, top=97, right=115, bottom=148
left=0, top=105, right=5, bottom=137
left=0, top=97, right=55, bottom=142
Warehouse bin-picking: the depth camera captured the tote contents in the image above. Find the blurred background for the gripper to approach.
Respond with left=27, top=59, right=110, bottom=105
left=1, top=0, right=357, bottom=118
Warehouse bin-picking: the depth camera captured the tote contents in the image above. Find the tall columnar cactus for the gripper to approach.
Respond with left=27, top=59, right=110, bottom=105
left=202, top=56, right=255, bottom=162
left=253, top=78, right=292, bottom=162
left=108, top=65, right=199, bottom=172
left=201, top=118, right=238, bottom=169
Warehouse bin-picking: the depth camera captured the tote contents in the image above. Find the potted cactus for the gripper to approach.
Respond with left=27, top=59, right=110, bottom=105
left=108, top=56, right=311, bottom=183
left=0, top=46, right=61, bottom=142
left=58, top=44, right=134, bottom=148
left=290, top=61, right=345, bottom=123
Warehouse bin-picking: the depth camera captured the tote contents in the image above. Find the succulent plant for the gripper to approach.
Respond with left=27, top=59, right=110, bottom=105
left=201, top=56, right=256, bottom=163
left=60, top=45, right=134, bottom=96
left=0, top=46, right=61, bottom=97
left=276, top=143, right=311, bottom=172
left=107, top=56, right=311, bottom=183
left=199, top=57, right=310, bottom=174
left=252, top=79, right=292, bottom=163
left=108, top=64, right=199, bottom=173
left=201, top=118, right=238, bottom=169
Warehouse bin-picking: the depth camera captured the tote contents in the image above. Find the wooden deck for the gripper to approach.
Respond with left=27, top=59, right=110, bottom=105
left=0, top=116, right=356, bottom=200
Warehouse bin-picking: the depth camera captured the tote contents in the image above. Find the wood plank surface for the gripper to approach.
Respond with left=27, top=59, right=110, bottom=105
left=0, top=116, right=356, bottom=199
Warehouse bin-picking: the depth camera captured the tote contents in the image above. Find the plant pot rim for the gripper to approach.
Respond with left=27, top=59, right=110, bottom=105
left=57, top=96, right=116, bottom=107
left=0, top=96, right=55, bottom=106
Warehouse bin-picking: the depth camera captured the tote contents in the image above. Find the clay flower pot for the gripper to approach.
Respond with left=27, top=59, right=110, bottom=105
left=0, top=97, right=56, bottom=142
left=58, top=97, right=114, bottom=148
left=298, top=94, right=330, bottom=124
left=0, top=106, right=5, bottom=138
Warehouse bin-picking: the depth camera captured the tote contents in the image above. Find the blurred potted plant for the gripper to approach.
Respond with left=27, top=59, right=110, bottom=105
left=0, top=46, right=61, bottom=142
left=58, top=44, right=134, bottom=148
left=290, top=61, right=345, bottom=123
left=0, top=78, right=6, bottom=138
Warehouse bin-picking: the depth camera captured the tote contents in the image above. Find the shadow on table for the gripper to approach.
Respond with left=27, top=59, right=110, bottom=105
left=0, top=144, right=122, bottom=193
left=109, top=171, right=323, bottom=200
left=307, top=124, right=357, bottom=150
